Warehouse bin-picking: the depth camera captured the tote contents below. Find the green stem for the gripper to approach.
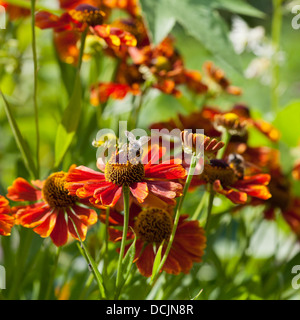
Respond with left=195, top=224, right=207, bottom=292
left=31, top=0, right=40, bottom=178
left=70, top=217, right=106, bottom=299
left=204, top=185, right=215, bottom=231
left=271, top=0, right=283, bottom=113
left=217, top=131, right=231, bottom=160
left=150, top=152, right=198, bottom=285
left=191, top=190, right=208, bottom=220
left=115, top=185, right=130, bottom=298
left=44, top=246, right=61, bottom=300
left=103, top=206, right=110, bottom=280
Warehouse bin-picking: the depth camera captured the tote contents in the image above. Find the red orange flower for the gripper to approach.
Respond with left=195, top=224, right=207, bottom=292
left=7, top=168, right=98, bottom=247
left=66, top=145, right=186, bottom=207
left=0, top=195, right=14, bottom=236
left=101, top=204, right=206, bottom=277
left=35, top=4, right=137, bottom=65
left=0, top=1, right=30, bottom=20
left=195, top=158, right=271, bottom=204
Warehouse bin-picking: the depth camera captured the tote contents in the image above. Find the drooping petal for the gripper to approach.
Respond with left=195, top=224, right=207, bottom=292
left=146, top=180, right=183, bottom=200
left=33, top=211, right=58, bottom=238
left=145, top=161, right=186, bottom=180
left=7, top=178, right=42, bottom=202
left=129, top=182, right=149, bottom=203
left=50, top=209, right=69, bottom=247
left=135, top=243, right=155, bottom=277
left=213, top=180, right=248, bottom=204
left=15, top=203, right=53, bottom=228
left=35, top=11, right=74, bottom=31
left=100, top=184, right=122, bottom=206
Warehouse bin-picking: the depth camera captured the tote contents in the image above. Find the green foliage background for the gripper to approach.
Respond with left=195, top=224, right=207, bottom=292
left=0, top=0, right=300, bottom=300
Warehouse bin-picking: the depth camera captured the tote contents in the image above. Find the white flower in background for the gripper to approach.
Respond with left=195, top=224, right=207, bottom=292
left=229, top=16, right=265, bottom=54
left=229, top=16, right=285, bottom=85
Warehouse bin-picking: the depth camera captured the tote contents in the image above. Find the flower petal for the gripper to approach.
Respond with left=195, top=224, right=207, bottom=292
left=130, top=182, right=149, bottom=203
left=7, top=178, right=42, bottom=202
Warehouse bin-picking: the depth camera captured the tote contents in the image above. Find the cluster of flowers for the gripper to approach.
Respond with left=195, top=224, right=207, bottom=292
left=1, top=0, right=300, bottom=279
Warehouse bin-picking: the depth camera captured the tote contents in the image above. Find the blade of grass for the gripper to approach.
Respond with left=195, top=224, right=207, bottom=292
left=31, top=0, right=40, bottom=178
left=69, top=216, right=106, bottom=299
left=0, top=90, right=38, bottom=178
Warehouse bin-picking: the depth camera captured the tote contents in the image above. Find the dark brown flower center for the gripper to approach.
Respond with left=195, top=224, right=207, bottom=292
left=201, top=159, right=238, bottom=186
left=104, top=152, right=145, bottom=186
left=42, top=172, right=78, bottom=208
left=134, top=208, right=173, bottom=243
left=69, top=4, right=104, bottom=27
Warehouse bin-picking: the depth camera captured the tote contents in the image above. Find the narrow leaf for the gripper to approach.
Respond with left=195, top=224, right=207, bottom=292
left=120, top=229, right=137, bottom=287
left=191, top=288, right=204, bottom=300
left=54, top=71, right=82, bottom=168
left=0, top=91, right=38, bottom=178
left=151, top=240, right=165, bottom=282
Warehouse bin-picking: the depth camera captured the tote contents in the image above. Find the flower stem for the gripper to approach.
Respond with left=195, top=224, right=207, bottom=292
left=271, top=0, right=283, bottom=113
left=204, top=184, right=215, bottom=231
left=217, top=130, right=231, bottom=160
left=70, top=217, right=106, bottom=299
left=150, top=152, right=198, bottom=285
left=115, top=185, right=130, bottom=298
left=44, top=246, right=61, bottom=300
left=191, top=190, right=208, bottom=220
left=31, top=0, right=40, bottom=178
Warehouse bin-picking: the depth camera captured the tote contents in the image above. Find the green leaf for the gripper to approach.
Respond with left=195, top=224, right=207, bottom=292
left=191, top=288, right=204, bottom=300
left=215, top=0, right=265, bottom=18
left=140, top=0, right=242, bottom=73
left=0, top=91, right=38, bottom=178
left=121, top=229, right=137, bottom=285
left=139, top=0, right=176, bottom=45
left=151, top=240, right=165, bottom=282
left=273, top=100, right=300, bottom=147
left=54, top=72, right=82, bottom=168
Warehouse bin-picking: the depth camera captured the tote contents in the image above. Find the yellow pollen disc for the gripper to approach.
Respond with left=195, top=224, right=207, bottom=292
left=69, top=8, right=104, bottom=27
left=42, top=172, right=78, bottom=208
left=202, top=164, right=237, bottom=186
left=134, top=208, right=173, bottom=243
left=105, top=160, right=145, bottom=186
left=214, top=113, right=247, bottom=135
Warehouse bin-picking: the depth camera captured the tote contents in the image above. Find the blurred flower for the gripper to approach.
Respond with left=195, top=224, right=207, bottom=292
left=66, top=145, right=186, bottom=207
left=229, top=16, right=285, bottom=85
left=35, top=3, right=137, bottom=65
left=0, top=1, right=30, bottom=20
left=214, top=112, right=248, bottom=136
left=101, top=204, right=206, bottom=277
left=204, top=61, right=242, bottom=96
left=292, top=161, right=300, bottom=180
left=0, top=195, right=14, bottom=236
left=229, top=15, right=265, bottom=55
left=7, top=167, right=98, bottom=247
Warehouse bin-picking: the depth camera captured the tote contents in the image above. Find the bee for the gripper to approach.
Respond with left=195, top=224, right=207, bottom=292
left=120, top=131, right=150, bottom=163
left=228, top=153, right=245, bottom=179
left=228, top=153, right=262, bottom=179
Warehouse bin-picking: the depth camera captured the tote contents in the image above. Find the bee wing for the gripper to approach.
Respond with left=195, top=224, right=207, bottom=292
left=124, top=131, right=137, bottom=144
left=138, top=136, right=151, bottom=146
